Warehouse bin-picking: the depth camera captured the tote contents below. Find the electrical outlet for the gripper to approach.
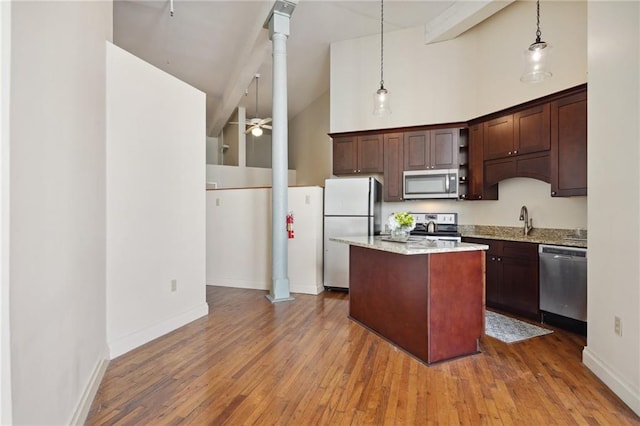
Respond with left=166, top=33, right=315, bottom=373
left=305, top=194, right=310, bottom=205
left=171, top=279, right=177, bottom=292
left=614, top=316, right=622, bottom=336
left=216, top=198, right=221, bottom=207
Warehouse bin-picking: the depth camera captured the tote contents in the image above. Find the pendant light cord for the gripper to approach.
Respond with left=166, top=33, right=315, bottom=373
left=379, top=0, right=384, bottom=89
left=535, top=0, right=542, bottom=43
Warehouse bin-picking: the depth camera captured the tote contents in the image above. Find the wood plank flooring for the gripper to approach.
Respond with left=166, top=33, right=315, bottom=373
left=86, top=286, right=640, bottom=425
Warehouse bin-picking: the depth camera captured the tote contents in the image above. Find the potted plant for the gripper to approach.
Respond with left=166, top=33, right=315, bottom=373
left=388, top=212, right=415, bottom=241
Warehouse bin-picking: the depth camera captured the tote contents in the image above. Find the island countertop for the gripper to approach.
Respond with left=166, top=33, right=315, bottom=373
left=331, top=236, right=489, bottom=255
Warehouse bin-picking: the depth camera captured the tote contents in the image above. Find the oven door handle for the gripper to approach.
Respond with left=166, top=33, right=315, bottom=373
left=445, top=175, right=450, bottom=192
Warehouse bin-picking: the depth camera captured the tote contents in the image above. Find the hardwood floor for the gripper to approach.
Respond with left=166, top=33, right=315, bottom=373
left=86, top=286, right=639, bottom=425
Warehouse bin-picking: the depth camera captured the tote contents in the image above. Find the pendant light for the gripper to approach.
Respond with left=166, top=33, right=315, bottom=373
left=521, top=0, right=552, bottom=83
left=373, top=0, right=391, bottom=115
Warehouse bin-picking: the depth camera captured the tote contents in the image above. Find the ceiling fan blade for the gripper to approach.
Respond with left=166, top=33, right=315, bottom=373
left=245, top=124, right=259, bottom=134
left=260, top=117, right=272, bottom=125
left=262, top=125, right=272, bottom=130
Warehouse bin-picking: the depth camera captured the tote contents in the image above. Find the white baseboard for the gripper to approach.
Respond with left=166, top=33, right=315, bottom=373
left=583, top=346, right=640, bottom=416
left=68, top=349, right=109, bottom=425
left=290, top=282, right=324, bottom=295
left=108, top=303, right=209, bottom=359
left=209, top=278, right=269, bottom=290
left=209, top=279, right=324, bottom=295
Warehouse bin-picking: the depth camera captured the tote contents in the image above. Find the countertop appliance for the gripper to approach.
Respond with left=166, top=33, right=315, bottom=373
left=539, top=244, right=588, bottom=323
left=323, top=177, right=382, bottom=290
left=410, top=213, right=461, bottom=242
left=403, top=169, right=459, bottom=199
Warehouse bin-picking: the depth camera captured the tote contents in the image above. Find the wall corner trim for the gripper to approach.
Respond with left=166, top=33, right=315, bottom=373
left=68, top=351, right=110, bottom=425
left=108, top=303, right=209, bottom=359
left=582, top=346, right=640, bottom=417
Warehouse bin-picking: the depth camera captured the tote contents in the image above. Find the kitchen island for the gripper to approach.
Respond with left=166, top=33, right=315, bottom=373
left=332, top=236, right=488, bottom=364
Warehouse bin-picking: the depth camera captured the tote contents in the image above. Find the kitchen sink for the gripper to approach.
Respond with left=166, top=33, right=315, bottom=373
left=563, top=237, right=588, bottom=242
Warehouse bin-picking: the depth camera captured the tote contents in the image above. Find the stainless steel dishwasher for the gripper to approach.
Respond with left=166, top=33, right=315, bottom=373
left=539, top=244, right=588, bottom=322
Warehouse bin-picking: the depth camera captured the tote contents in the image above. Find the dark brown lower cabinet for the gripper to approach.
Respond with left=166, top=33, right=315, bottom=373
left=464, top=237, right=539, bottom=320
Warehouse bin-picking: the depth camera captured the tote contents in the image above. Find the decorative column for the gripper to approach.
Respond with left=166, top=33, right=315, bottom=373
left=265, top=1, right=296, bottom=303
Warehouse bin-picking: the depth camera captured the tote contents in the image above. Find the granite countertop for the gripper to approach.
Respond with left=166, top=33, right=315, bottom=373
left=459, top=225, right=588, bottom=248
left=331, top=236, right=489, bottom=256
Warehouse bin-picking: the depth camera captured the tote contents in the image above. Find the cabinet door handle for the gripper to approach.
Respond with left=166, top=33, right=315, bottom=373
left=490, top=257, right=496, bottom=261
left=513, top=150, right=518, bottom=154
left=508, top=151, right=512, bottom=155
left=497, top=257, right=502, bottom=262
left=551, top=191, right=557, bottom=196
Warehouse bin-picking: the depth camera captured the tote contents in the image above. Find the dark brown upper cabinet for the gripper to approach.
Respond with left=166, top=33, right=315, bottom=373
left=550, top=90, right=587, bottom=197
left=466, top=124, right=497, bottom=200
left=383, top=133, right=404, bottom=202
left=483, top=115, right=514, bottom=161
left=484, top=104, right=550, bottom=161
left=332, top=134, right=384, bottom=175
left=514, top=104, right=551, bottom=155
left=403, top=128, right=459, bottom=170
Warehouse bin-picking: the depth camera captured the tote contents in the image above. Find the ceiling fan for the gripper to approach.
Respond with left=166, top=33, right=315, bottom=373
left=238, top=73, right=272, bottom=137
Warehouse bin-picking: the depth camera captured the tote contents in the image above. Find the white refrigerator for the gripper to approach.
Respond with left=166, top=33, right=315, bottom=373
left=323, top=177, right=382, bottom=290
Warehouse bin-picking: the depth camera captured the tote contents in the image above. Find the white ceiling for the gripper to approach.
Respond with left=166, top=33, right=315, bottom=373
left=113, top=0, right=510, bottom=136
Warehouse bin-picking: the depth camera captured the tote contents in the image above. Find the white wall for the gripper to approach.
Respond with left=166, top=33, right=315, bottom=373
left=246, top=133, right=273, bottom=168
left=8, top=2, right=112, bottom=424
left=582, top=1, right=640, bottom=415
left=330, top=0, right=587, bottom=133
left=207, top=187, right=324, bottom=295
left=206, top=136, right=219, bottom=165
left=222, top=107, right=248, bottom=167
left=206, top=164, right=296, bottom=189
left=289, top=91, right=332, bottom=186
left=106, top=43, right=208, bottom=358
left=0, top=0, right=11, bottom=423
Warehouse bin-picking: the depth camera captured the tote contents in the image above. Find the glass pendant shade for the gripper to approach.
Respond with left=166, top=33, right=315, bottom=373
left=251, top=126, right=263, bottom=137
left=521, top=41, right=552, bottom=83
left=521, top=0, right=551, bottom=83
left=373, top=86, right=391, bottom=116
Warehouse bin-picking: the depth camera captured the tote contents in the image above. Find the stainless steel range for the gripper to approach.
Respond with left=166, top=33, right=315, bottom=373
left=410, top=213, right=461, bottom=242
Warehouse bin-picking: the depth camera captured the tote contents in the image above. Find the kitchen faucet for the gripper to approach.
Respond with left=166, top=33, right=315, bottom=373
left=519, top=205, right=533, bottom=236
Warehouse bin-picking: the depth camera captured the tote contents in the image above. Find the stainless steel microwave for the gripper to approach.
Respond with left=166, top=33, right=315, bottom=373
left=403, top=169, right=459, bottom=199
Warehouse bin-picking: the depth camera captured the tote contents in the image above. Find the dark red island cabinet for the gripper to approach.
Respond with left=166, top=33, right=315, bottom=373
left=348, top=245, right=486, bottom=364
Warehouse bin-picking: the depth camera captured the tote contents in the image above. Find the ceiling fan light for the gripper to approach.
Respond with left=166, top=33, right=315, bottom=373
left=251, top=126, right=263, bottom=137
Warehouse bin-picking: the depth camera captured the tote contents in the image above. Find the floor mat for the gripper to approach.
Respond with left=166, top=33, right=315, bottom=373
left=485, top=310, right=553, bottom=343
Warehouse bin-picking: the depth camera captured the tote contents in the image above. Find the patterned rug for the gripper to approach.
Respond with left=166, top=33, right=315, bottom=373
left=485, top=311, right=553, bottom=343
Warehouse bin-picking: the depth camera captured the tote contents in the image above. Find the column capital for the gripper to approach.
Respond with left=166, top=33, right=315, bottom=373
left=264, top=0, right=296, bottom=37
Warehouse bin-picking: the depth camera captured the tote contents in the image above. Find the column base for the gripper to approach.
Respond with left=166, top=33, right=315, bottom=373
left=265, top=294, right=295, bottom=303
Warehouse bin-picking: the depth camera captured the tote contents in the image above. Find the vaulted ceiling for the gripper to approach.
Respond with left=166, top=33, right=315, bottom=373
left=113, top=0, right=513, bottom=136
